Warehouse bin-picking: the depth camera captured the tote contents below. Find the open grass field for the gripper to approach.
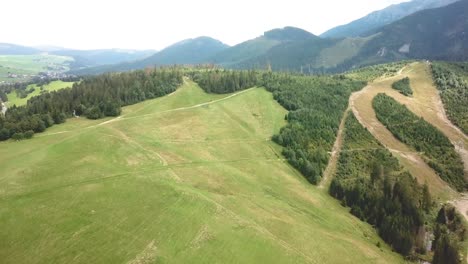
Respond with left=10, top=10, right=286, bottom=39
left=0, top=81, right=404, bottom=263
left=6, top=80, right=75, bottom=106
left=0, top=54, right=73, bottom=82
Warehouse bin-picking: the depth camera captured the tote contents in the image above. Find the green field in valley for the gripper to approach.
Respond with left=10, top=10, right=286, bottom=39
left=0, top=81, right=404, bottom=263
left=6, top=80, right=75, bottom=106
left=0, top=54, right=73, bottom=82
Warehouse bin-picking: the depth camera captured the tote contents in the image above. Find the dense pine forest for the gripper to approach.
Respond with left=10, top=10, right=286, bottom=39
left=0, top=69, right=183, bottom=141
left=330, top=113, right=431, bottom=257
left=391, top=77, right=413, bottom=96
left=373, top=93, right=466, bottom=191
left=263, top=73, right=365, bottom=183
left=431, top=62, right=468, bottom=134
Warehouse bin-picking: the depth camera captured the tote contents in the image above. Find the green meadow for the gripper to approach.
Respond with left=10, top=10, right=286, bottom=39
left=0, top=54, right=72, bottom=82
left=0, top=81, right=404, bottom=263
left=6, top=80, right=75, bottom=106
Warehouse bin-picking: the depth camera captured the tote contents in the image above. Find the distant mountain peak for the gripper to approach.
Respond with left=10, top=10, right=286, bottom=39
left=321, top=0, right=460, bottom=38
left=173, top=36, right=228, bottom=48
left=264, top=26, right=318, bottom=41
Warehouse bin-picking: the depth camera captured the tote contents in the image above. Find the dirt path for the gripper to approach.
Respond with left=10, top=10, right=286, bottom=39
left=348, top=63, right=460, bottom=200
left=319, top=109, right=349, bottom=189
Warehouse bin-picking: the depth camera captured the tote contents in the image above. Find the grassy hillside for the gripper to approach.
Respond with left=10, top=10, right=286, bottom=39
left=0, top=81, right=404, bottom=263
left=0, top=55, right=73, bottom=81
left=6, top=80, right=75, bottom=106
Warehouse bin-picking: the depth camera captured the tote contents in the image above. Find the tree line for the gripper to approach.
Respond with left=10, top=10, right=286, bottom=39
left=330, top=113, right=431, bottom=257
left=372, top=93, right=466, bottom=191
left=193, top=70, right=366, bottom=184
left=0, top=68, right=183, bottom=141
left=190, top=69, right=258, bottom=94
left=431, top=62, right=468, bottom=134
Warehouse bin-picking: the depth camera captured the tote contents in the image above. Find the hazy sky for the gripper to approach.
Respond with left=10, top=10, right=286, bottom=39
left=2, top=0, right=409, bottom=50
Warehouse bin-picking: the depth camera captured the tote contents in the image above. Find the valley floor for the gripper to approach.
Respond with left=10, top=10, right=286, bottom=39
left=0, top=81, right=404, bottom=263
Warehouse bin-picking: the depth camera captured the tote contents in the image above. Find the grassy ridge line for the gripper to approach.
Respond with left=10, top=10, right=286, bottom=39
left=373, top=93, right=466, bottom=191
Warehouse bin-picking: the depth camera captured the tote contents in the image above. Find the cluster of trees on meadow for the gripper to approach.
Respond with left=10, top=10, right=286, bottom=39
left=373, top=94, right=466, bottom=191
left=0, top=69, right=183, bottom=141
left=391, top=77, right=413, bottom=96
left=431, top=62, right=468, bottom=134
left=191, top=70, right=258, bottom=93
left=432, top=204, right=467, bottom=264
left=0, top=76, right=80, bottom=100
left=330, top=113, right=431, bottom=256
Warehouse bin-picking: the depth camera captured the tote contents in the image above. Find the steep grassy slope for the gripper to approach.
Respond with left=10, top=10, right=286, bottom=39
left=0, top=82, right=404, bottom=263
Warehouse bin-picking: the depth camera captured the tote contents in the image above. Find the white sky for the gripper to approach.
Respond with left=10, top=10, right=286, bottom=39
left=1, top=0, right=408, bottom=50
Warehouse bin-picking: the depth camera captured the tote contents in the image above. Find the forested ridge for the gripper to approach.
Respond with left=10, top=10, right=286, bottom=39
left=330, top=113, right=431, bottom=257
left=373, top=93, right=466, bottom=191
left=0, top=69, right=183, bottom=141
left=431, top=62, right=468, bottom=134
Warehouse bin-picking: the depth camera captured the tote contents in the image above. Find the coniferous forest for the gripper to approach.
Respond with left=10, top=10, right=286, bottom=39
left=373, top=93, right=466, bottom=191
left=391, top=77, right=413, bottom=96
left=330, top=113, right=431, bottom=257
left=431, top=62, right=468, bottom=134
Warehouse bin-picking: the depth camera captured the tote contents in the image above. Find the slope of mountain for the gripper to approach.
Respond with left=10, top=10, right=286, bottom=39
left=346, top=0, right=468, bottom=67
left=0, top=43, right=40, bottom=55
left=74, top=36, right=229, bottom=75
left=320, top=0, right=460, bottom=38
left=51, top=49, right=156, bottom=68
left=213, top=27, right=329, bottom=70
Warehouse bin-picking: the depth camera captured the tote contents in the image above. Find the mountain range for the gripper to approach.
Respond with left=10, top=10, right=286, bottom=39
left=1, top=0, right=466, bottom=75
left=320, top=0, right=460, bottom=38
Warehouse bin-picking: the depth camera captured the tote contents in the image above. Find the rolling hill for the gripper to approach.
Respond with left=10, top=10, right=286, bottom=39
left=74, top=37, right=229, bottom=75
left=0, top=81, right=404, bottom=263
left=51, top=49, right=156, bottom=68
left=0, top=43, right=40, bottom=55
left=211, top=27, right=316, bottom=67
left=320, top=0, right=460, bottom=38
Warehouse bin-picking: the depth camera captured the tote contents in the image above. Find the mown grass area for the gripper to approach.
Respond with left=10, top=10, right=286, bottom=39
left=6, top=80, right=75, bottom=106
left=0, top=81, right=404, bottom=263
left=0, top=54, right=72, bottom=82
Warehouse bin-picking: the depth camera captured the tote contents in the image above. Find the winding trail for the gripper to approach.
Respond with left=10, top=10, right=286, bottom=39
left=321, top=62, right=467, bottom=219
